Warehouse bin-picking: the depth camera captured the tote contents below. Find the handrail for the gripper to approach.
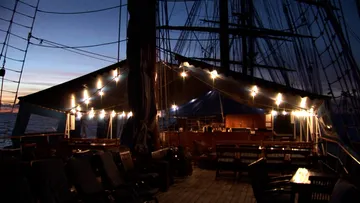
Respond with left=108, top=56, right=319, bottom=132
left=327, top=152, right=349, bottom=174
left=0, top=132, right=64, bottom=140
left=319, top=136, right=360, bottom=165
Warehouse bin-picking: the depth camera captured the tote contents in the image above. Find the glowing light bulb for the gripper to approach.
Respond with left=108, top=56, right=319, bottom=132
left=250, top=85, right=258, bottom=97
left=89, top=108, right=95, bottom=119
left=71, top=94, right=76, bottom=109
left=180, top=71, right=187, bottom=78
left=271, top=110, right=277, bottom=116
left=99, top=90, right=104, bottom=96
left=113, top=69, right=118, bottom=78
left=83, top=89, right=90, bottom=105
left=76, top=105, right=81, bottom=111
left=182, top=62, right=190, bottom=67
left=127, top=111, right=133, bottom=118
left=282, top=110, right=287, bottom=115
left=300, top=97, right=307, bottom=108
left=210, top=70, right=218, bottom=79
left=99, top=109, right=105, bottom=119
left=97, top=79, right=102, bottom=89
left=171, top=104, right=178, bottom=111
left=121, top=111, right=125, bottom=117
left=76, top=112, right=82, bottom=119
left=275, top=93, right=282, bottom=106
left=111, top=110, right=116, bottom=118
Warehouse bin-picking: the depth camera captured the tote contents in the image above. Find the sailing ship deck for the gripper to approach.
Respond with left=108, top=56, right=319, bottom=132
left=157, top=168, right=256, bottom=203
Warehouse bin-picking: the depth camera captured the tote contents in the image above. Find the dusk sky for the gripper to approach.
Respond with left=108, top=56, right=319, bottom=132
left=0, top=0, right=359, bottom=106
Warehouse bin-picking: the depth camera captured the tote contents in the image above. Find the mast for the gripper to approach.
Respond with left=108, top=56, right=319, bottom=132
left=219, top=0, right=229, bottom=74
left=122, top=0, right=158, bottom=154
left=241, top=0, right=248, bottom=75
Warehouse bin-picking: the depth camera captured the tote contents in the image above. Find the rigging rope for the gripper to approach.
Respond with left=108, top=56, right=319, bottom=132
left=30, top=39, right=125, bottom=49
left=30, top=41, right=116, bottom=63
left=36, top=4, right=127, bottom=15
left=30, top=36, right=118, bottom=62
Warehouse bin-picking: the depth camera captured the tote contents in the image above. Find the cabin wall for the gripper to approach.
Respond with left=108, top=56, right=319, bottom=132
left=162, top=131, right=272, bottom=151
left=225, top=114, right=266, bottom=129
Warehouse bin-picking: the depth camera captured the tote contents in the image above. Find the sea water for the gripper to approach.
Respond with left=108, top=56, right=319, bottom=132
left=0, top=113, right=59, bottom=148
left=0, top=113, right=107, bottom=148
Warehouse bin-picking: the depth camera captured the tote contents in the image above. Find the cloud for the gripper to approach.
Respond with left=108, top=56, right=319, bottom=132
left=21, top=81, right=58, bottom=87
left=25, top=70, right=85, bottom=79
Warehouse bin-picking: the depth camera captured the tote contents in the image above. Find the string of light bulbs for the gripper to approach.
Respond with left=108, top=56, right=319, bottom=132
left=69, top=61, right=316, bottom=121
left=68, top=67, right=134, bottom=120
left=172, top=61, right=316, bottom=118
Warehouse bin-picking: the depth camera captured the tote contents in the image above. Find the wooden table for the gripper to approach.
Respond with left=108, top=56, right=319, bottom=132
left=290, top=168, right=337, bottom=203
left=290, top=167, right=337, bottom=203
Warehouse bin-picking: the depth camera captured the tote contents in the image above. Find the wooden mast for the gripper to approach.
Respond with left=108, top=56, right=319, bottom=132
left=121, top=0, right=158, bottom=154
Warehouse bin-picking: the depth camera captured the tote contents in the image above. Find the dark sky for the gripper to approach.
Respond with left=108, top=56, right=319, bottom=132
left=0, top=0, right=359, bottom=104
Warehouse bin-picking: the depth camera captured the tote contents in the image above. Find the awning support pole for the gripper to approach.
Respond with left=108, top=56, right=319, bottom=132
left=65, top=113, right=70, bottom=138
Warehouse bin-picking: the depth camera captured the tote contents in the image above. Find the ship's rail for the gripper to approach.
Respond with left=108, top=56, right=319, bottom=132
left=0, top=133, right=120, bottom=151
left=319, top=136, right=360, bottom=179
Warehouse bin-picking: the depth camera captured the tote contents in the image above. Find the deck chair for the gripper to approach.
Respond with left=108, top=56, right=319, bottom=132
left=67, top=156, right=140, bottom=203
left=308, top=175, right=338, bottom=203
left=97, top=151, right=159, bottom=202
left=30, top=158, right=76, bottom=203
left=329, top=178, right=360, bottom=203
left=0, top=159, right=34, bottom=203
left=248, top=157, right=292, bottom=203
left=66, top=157, right=114, bottom=203
left=119, top=151, right=159, bottom=182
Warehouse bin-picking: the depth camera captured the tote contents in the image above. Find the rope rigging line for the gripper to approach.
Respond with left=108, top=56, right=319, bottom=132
left=30, top=42, right=116, bottom=63
left=18, top=0, right=36, bottom=8
left=30, top=36, right=119, bottom=62
left=0, top=28, right=28, bottom=41
left=117, top=0, right=122, bottom=62
left=11, top=0, right=40, bottom=112
left=0, top=0, right=19, bottom=110
left=314, top=7, right=356, bottom=102
left=30, top=38, right=126, bottom=49
left=0, top=17, right=31, bottom=29
left=0, top=5, right=34, bottom=19
left=37, top=4, right=127, bottom=15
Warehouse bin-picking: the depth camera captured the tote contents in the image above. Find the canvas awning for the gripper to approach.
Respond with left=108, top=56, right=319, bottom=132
left=18, top=60, right=130, bottom=113
left=19, top=57, right=329, bottom=116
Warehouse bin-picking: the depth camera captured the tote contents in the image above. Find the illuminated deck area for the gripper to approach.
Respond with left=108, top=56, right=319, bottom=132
left=157, top=168, right=255, bottom=203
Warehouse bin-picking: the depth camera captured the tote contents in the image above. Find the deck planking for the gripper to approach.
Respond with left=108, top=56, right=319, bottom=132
left=157, top=168, right=256, bottom=203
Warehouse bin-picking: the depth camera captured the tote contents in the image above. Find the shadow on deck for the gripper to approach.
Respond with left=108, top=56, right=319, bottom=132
left=157, top=168, right=256, bottom=203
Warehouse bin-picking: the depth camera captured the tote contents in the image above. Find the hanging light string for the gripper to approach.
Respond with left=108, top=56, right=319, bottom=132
left=161, top=61, right=315, bottom=116
left=68, top=67, right=126, bottom=114
left=69, top=61, right=315, bottom=119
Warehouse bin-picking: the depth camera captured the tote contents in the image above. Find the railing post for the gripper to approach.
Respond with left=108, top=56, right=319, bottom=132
left=19, top=136, right=22, bottom=154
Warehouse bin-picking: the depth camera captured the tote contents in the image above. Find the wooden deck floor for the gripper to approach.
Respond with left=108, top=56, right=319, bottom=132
left=157, top=169, right=256, bottom=203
